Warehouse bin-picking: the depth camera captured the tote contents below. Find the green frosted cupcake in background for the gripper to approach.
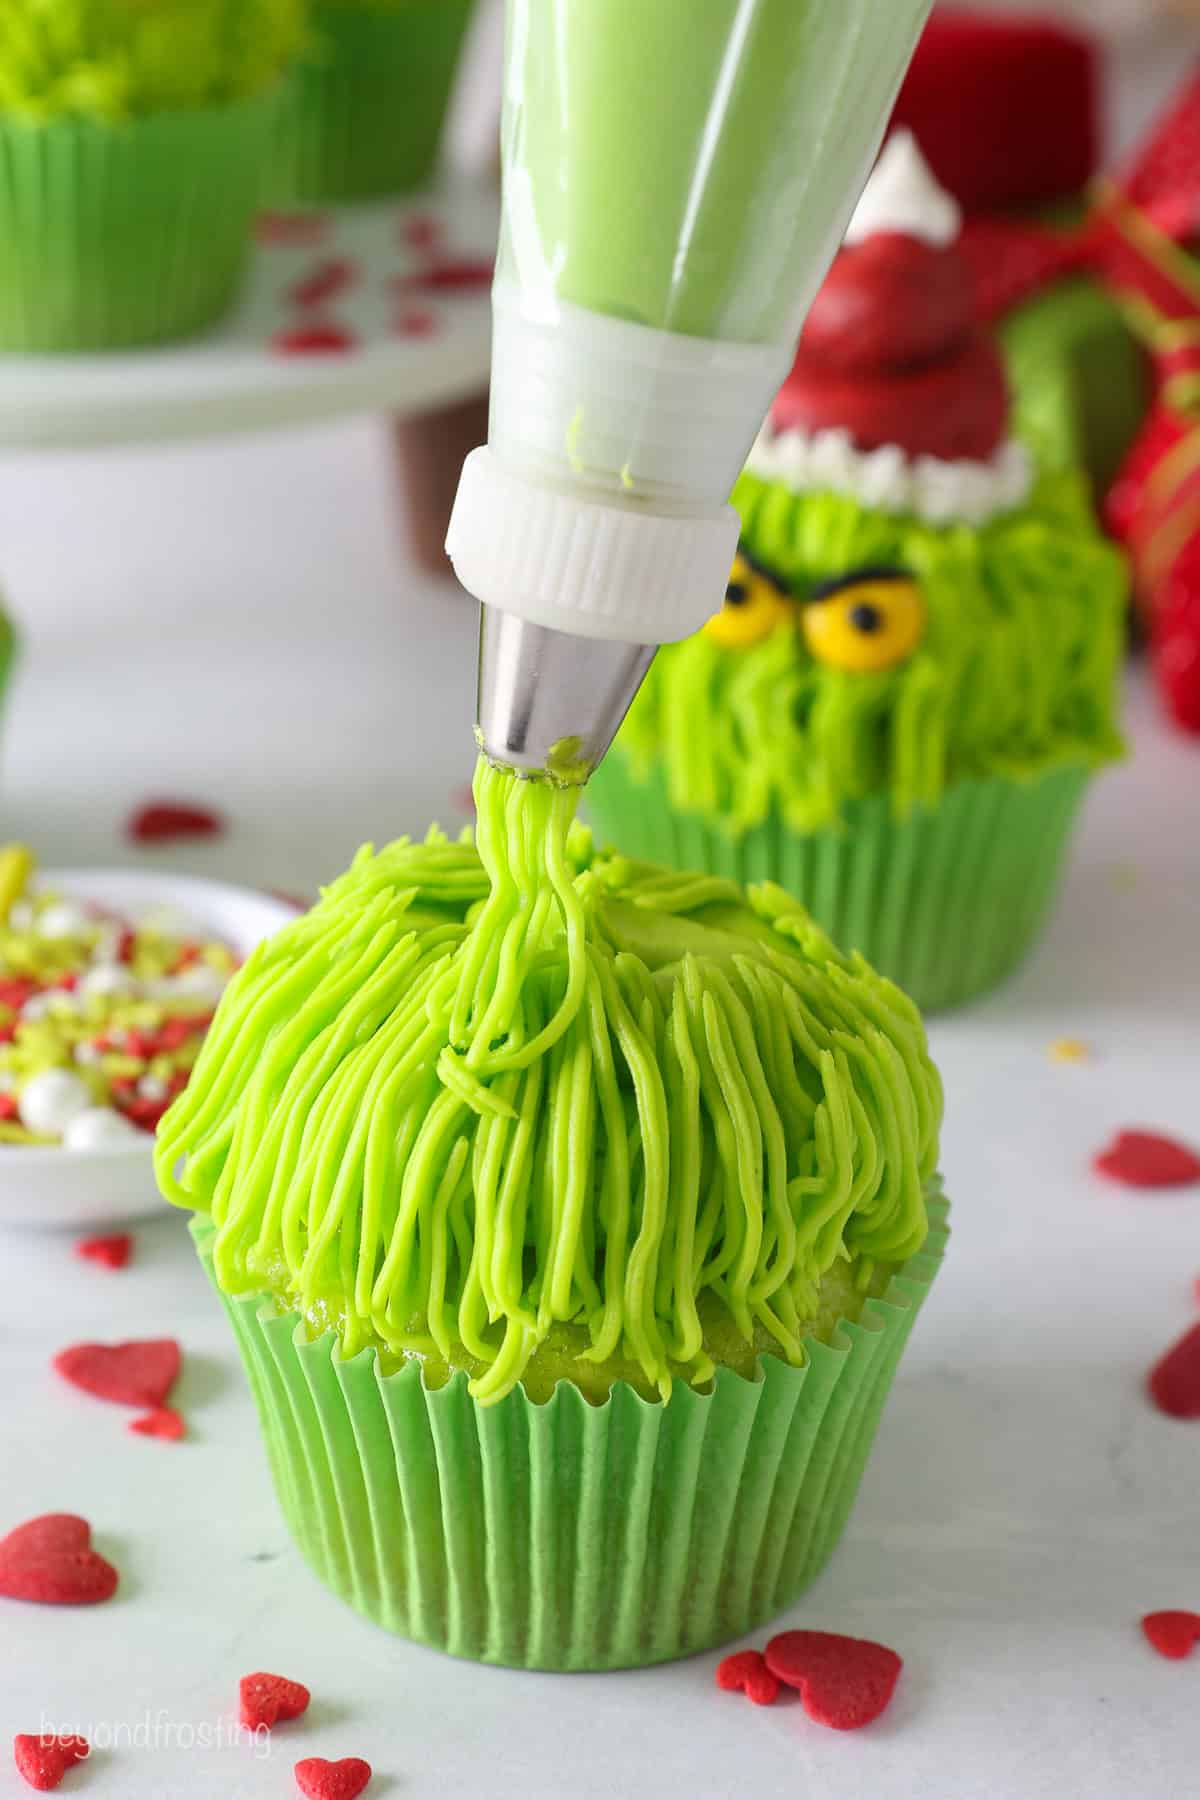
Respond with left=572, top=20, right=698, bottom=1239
left=0, top=0, right=305, bottom=350
left=267, top=0, right=475, bottom=204
left=158, top=756, right=947, bottom=1671
left=589, top=137, right=1127, bottom=1012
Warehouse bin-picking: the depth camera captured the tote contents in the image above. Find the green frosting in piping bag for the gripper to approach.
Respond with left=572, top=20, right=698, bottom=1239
left=609, top=469, right=1126, bottom=836
left=158, top=759, right=941, bottom=1405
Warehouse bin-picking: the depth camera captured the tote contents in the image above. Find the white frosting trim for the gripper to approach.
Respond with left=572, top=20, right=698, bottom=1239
left=745, top=426, right=1035, bottom=528
left=844, top=130, right=962, bottom=250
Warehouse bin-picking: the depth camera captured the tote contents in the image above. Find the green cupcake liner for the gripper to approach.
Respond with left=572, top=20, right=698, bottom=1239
left=587, top=757, right=1091, bottom=1013
left=194, top=1190, right=948, bottom=1671
left=267, top=1, right=475, bottom=204
left=0, top=97, right=275, bottom=352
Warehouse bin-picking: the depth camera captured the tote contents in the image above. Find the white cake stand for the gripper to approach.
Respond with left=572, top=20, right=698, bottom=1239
left=0, top=178, right=498, bottom=450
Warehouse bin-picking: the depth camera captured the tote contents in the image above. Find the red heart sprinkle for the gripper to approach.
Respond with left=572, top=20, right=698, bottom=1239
left=273, top=324, right=357, bottom=356
left=715, top=1649, right=780, bottom=1706
left=54, top=1339, right=181, bottom=1409
left=75, top=1234, right=133, bottom=1270
left=400, top=212, right=442, bottom=250
left=257, top=212, right=329, bottom=246
left=289, top=258, right=357, bottom=309
left=128, top=801, right=223, bottom=844
left=0, top=1515, right=118, bottom=1606
left=1142, top=1610, right=1200, bottom=1659
left=294, top=1756, right=372, bottom=1800
left=0, top=978, right=38, bottom=1009
left=1148, top=1321, right=1200, bottom=1419
left=394, top=307, right=438, bottom=338
left=0, top=1516, right=91, bottom=1559
left=394, top=257, right=493, bottom=293
left=13, top=1734, right=90, bottom=1791
left=1093, top=1130, right=1200, bottom=1189
left=129, top=1406, right=185, bottom=1442
left=240, top=1671, right=312, bottom=1731
left=764, top=1629, right=903, bottom=1731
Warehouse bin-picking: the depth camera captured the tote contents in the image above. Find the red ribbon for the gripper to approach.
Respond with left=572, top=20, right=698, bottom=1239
left=959, top=64, right=1200, bottom=628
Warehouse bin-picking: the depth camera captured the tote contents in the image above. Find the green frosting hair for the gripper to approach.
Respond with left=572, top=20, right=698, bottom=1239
left=0, top=0, right=305, bottom=121
left=158, top=759, right=941, bottom=1406
left=616, top=468, right=1126, bottom=835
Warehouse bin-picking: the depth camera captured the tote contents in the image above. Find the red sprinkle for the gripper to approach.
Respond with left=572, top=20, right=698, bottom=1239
left=123, top=1096, right=171, bottom=1135
left=240, top=1672, right=312, bottom=1731
left=273, top=324, right=357, bottom=356
left=115, top=928, right=136, bottom=964
left=1148, top=1321, right=1200, bottom=1419
left=764, top=1629, right=903, bottom=1731
left=715, top=1649, right=780, bottom=1706
left=75, top=1234, right=133, bottom=1271
left=393, top=257, right=493, bottom=294
left=393, top=307, right=438, bottom=338
left=1093, top=1129, right=1200, bottom=1189
left=0, top=978, right=38, bottom=1010
left=53, top=1339, right=181, bottom=1409
left=0, top=1515, right=118, bottom=1607
left=289, top=258, right=357, bottom=309
left=400, top=211, right=443, bottom=250
left=0, top=1094, right=17, bottom=1122
left=294, top=1757, right=372, bottom=1800
left=256, top=211, right=329, bottom=247
left=13, top=1734, right=90, bottom=1791
left=1142, top=1610, right=1200, bottom=1659
left=127, top=802, right=223, bottom=845
left=129, top=1406, right=185, bottom=1442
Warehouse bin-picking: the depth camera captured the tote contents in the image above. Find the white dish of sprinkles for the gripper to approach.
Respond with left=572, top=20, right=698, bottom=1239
left=0, top=870, right=298, bottom=1230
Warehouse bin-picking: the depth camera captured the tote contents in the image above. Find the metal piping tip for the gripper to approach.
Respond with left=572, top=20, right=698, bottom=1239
left=475, top=606, right=656, bottom=782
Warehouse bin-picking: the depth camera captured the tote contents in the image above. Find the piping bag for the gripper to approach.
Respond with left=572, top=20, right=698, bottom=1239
left=446, top=0, right=933, bottom=781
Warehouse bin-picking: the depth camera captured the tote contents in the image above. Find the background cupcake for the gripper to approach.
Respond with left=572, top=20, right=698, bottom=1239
left=267, top=0, right=476, bottom=203
left=588, top=135, right=1128, bottom=1013
left=159, top=759, right=947, bottom=1671
left=0, top=0, right=305, bottom=350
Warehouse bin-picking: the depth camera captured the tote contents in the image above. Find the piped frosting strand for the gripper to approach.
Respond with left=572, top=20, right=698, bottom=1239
left=157, top=761, right=941, bottom=1404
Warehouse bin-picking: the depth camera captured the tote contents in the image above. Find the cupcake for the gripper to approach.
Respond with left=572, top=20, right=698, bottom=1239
left=589, top=135, right=1127, bottom=1012
left=267, top=0, right=475, bottom=204
left=0, top=0, right=305, bottom=350
left=157, top=756, right=948, bottom=1671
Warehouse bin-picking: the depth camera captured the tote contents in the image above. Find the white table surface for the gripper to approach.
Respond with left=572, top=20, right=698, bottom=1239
left=1, top=422, right=1199, bottom=1800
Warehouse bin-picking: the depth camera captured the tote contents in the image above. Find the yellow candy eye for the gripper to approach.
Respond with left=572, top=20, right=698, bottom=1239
left=801, top=567, right=926, bottom=673
left=704, top=550, right=791, bottom=649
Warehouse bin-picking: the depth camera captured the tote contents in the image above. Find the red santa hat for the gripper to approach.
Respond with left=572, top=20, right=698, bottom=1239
left=749, top=133, right=1032, bottom=528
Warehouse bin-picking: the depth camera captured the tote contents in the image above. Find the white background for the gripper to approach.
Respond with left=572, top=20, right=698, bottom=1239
left=0, top=417, right=1197, bottom=1800
left=1, top=24, right=1199, bottom=1798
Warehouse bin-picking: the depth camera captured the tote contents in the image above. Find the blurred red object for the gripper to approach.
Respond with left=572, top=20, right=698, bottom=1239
left=893, top=9, right=1100, bottom=212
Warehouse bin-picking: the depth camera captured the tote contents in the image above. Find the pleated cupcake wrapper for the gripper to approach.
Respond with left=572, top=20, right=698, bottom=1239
left=267, top=0, right=475, bottom=204
left=193, top=1191, right=947, bottom=1671
left=587, top=760, right=1091, bottom=1013
left=0, top=98, right=275, bottom=352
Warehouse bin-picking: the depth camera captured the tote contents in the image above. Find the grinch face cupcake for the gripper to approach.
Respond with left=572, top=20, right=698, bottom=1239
left=0, top=0, right=305, bottom=349
left=266, top=0, right=476, bottom=204
left=589, top=134, right=1127, bottom=1012
left=159, top=757, right=947, bottom=1670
